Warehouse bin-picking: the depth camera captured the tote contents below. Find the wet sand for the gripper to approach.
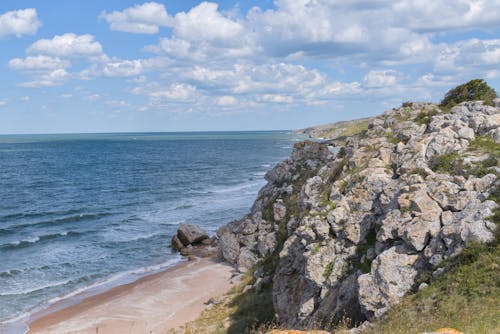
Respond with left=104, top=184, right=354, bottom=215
left=28, top=257, right=233, bottom=334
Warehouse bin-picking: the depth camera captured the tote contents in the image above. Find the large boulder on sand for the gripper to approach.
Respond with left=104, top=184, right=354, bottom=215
left=177, top=223, right=209, bottom=246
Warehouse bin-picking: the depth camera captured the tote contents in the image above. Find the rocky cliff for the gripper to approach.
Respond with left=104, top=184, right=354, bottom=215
left=217, top=100, right=499, bottom=330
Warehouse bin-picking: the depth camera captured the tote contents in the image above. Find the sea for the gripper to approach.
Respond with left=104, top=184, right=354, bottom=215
left=0, top=131, right=302, bottom=333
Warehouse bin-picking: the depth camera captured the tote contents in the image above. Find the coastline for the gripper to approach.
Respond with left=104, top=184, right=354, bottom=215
left=26, top=256, right=233, bottom=334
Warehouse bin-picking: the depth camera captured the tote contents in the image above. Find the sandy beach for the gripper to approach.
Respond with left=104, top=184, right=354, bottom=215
left=27, top=257, right=233, bottom=334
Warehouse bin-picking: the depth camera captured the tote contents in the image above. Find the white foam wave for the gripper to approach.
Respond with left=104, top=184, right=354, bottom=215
left=0, top=279, right=72, bottom=297
left=0, top=257, right=183, bottom=333
left=210, top=181, right=262, bottom=194
left=46, top=257, right=182, bottom=305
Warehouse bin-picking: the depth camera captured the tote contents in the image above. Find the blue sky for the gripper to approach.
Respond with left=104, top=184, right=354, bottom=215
left=1, top=0, right=500, bottom=134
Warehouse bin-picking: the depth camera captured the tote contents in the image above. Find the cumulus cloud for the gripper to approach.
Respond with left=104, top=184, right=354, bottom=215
left=174, top=2, right=243, bottom=44
left=82, top=59, right=144, bottom=78
left=257, top=94, right=294, bottom=104
left=8, top=55, right=70, bottom=71
left=28, top=33, right=104, bottom=58
left=100, top=2, right=172, bottom=34
left=217, top=95, right=238, bottom=106
left=0, top=8, right=41, bottom=37
left=20, top=69, right=69, bottom=87
left=149, top=83, right=197, bottom=101
left=363, top=70, right=401, bottom=87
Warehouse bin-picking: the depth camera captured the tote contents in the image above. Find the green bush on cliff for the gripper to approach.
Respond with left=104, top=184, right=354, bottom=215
left=440, top=79, right=497, bottom=109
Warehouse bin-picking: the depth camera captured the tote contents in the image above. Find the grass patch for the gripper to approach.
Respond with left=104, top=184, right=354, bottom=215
left=429, top=152, right=464, bottom=174
left=180, top=268, right=275, bottom=334
left=311, top=243, right=322, bottom=255
left=468, top=135, right=500, bottom=156
left=385, top=132, right=400, bottom=144
left=323, top=261, right=334, bottom=279
left=364, top=238, right=500, bottom=334
left=414, top=109, right=439, bottom=126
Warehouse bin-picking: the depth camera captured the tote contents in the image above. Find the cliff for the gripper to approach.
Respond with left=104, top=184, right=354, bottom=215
left=217, top=100, right=500, bottom=331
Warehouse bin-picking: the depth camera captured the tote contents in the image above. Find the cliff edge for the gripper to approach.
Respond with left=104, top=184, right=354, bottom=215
left=217, top=99, right=499, bottom=331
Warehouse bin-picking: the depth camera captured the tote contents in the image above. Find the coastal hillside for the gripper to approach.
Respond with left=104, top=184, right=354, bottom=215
left=211, top=95, right=499, bottom=332
left=295, top=117, right=374, bottom=141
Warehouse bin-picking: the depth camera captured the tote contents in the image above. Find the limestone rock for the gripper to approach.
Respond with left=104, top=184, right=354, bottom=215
left=218, top=231, right=240, bottom=264
left=358, top=247, right=419, bottom=318
left=215, top=100, right=499, bottom=330
left=171, top=235, right=184, bottom=251
left=177, top=223, right=209, bottom=246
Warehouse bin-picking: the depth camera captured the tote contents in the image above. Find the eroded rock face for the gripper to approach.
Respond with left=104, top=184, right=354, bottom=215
left=217, top=101, right=499, bottom=329
left=177, top=223, right=209, bottom=245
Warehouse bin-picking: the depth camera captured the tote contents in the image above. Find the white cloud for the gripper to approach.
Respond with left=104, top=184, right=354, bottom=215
left=8, top=55, right=70, bottom=71
left=20, top=96, right=30, bottom=102
left=20, top=69, right=69, bottom=87
left=83, top=59, right=144, bottom=78
left=0, top=8, right=41, bottom=37
left=100, top=2, right=172, bottom=34
left=257, top=94, right=294, bottom=103
left=0, top=99, right=7, bottom=106
left=150, top=83, right=197, bottom=101
left=174, top=2, right=244, bottom=44
left=363, top=70, right=401, bottom=87
left=217, top=95, right=237, bottom=106
left=28, top=33, right=104, bottom=58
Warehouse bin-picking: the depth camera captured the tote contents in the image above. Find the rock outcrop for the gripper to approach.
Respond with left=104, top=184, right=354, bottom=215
left=218, top=101, right=499, bottom=329
left=172, top=223, right=217, bottom=258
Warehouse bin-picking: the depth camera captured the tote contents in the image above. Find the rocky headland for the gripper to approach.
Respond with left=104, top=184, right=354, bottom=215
left=216, top=99, right=499, bottom=331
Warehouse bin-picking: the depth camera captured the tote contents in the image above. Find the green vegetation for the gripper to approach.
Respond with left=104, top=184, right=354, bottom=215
left=468, top=135, right=500, bottom=156
left=323, top=261, right=334, bottom=278
left=466, top=135, right=500, bottom=177
left=414, top=108, right=439, bottom=126
left=385, top=131, right=403, bottom=144
left=364, top=238, right=500, bottom=334
left=401, top=101, right=413, bottom=108
left=178, top=269, right=275, bottom=334
left=429, top=152, right=463, bottom=174
left=311, top=243, right=322, bottom=255
left=440, top=79, right=497, bottom=109
left=298, top=117, right=373, bottom=141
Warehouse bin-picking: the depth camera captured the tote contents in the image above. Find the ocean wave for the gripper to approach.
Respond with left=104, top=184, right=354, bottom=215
left=45, top=257, right=182, bottom=306
left=210, top=180, right=262, bottom=194
left=104, top=231, right=169, bottom=244
left=0, top=279, right=72, bottom=297
left=0, top=231, right=81, bottom=250
left=174, top=204, right=194, bottom=210
left=0, top=212, right=111, bottom=233
left=0, top=269, right=21, bottom=278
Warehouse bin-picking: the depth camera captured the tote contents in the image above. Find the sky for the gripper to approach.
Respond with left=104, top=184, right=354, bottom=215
left=1, top=0, right=500, bottom=134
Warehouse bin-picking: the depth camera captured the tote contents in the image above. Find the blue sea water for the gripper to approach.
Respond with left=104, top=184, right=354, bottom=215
left=0, top=131, right=300, bottom=328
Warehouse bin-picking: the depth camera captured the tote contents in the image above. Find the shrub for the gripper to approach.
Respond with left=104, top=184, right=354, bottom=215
left=440, top=79, right=497, bottom=109
left=429, top=152, right=464, bottom=174
left=414, top=108, right=439, bottom=126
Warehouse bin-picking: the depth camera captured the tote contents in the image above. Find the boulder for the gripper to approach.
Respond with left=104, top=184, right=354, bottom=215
left=171, top=235, right=184, bottom=251
left=177, top=223, right=209, bottom=246
left=218, top=231, right=240, bottom=264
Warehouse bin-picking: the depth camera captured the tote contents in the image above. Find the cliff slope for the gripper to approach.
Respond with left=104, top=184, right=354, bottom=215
left=217, top=100, right=500, bottom=330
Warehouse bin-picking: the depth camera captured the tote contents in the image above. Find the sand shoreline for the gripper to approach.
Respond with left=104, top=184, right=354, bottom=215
left=27, top=257, right=234, bottom=334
